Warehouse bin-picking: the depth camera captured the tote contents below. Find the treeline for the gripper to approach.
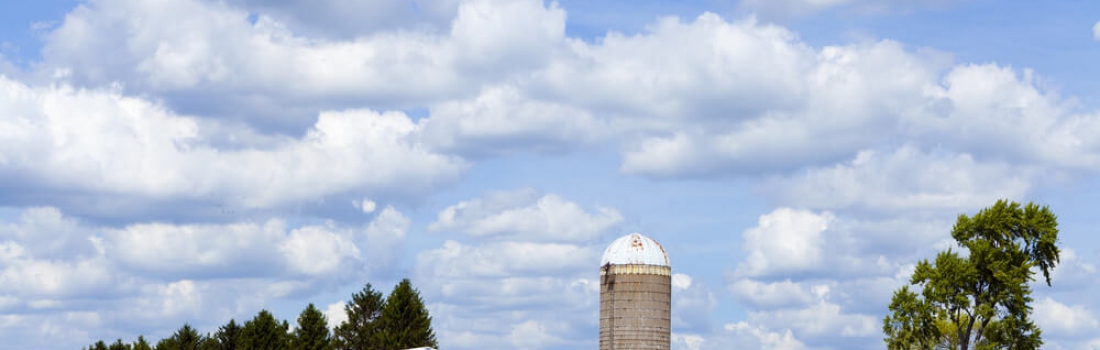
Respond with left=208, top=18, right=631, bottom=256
left=85, top=279, right=438, bottom=350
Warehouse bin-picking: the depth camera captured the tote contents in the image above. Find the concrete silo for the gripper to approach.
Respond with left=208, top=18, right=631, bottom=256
left=599, top=233, right=671, bottom=350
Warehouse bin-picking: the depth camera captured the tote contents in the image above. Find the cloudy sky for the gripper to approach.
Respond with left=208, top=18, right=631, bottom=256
left=1, top=0, right=1099, bottom=349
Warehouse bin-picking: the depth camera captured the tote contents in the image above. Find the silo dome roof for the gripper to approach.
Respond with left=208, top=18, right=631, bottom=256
left=600, top=233, right=669, bottom=266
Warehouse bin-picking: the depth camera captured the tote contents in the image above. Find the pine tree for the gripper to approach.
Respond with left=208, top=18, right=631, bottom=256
left=156, top=324, right=204, bottom=350
left=132, top=336, right=153, bottom=350
left=216, top=319, right=242, bottom=350
left=379, top=279, right=438, bottom=349
left=334, top=284, right=386, bottom=350
left=292, top=303, right=333, bottom=350
left=109, top=339, right=132, bottom=350
left=92, top=340, right=109, bottom=350
left=240, top=309, right=289, bottom=350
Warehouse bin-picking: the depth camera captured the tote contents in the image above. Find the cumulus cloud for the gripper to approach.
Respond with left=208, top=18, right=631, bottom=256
left=223, top=0, right=462, bottom=39
left=762, top=146, right=1037, bottom=213
left=0, top=76, right=466, bottom=210
left=412, top=190, right=624, bottom=349
left=418, top=85, right=607, bottom=156
left=363, top=206, right=410, bottom=269
left=748, top=300, right=878, bottom=339
left=736, top=208, right=833, bottom=278
left=0, top=205, right=412, bottom=348
left=671, top=274, right=718, bottom=331
left=729, top=279, right=819, bottom=309
left=676, top=322, right=806, bottom=350
left=37, top=0, right=569, bottom=127
left=738, top=0, right=969, bottom=18
left=428, top=188, right=623, bottom=242
left=1034, top=297, right=1100, bottom=337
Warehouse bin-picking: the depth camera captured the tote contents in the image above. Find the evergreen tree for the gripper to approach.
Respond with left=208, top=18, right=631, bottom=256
left=155, top=324, right=204, bottom=350
left=216, top=319, right=242, bottom=350
left=379, top=279, right=438, bottom=349
left=334, top=284, right=385, bottom=350
left=292, top=303, right=333, bottom=350
left=198, top=334, right=220, bottom=350
left=92, top=340, right=109, bottom=350
left=240, top=309, right=289, bottom=350
left=133, top=336, right=153, bottom=350
left=109, top=339, right=132, bottom=350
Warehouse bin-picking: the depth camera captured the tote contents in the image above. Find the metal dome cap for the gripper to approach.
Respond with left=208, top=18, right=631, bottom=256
left=600, top=233, right=670, bottom=266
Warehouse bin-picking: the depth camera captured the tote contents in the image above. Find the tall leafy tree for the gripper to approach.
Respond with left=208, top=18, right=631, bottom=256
left=91, top=340, right=109, bottom=350
left=334, top=284, right=386, bottom=350
left=379, top=279, right=438, bottom=349
left=240, top=310, right=289, bottom=350
left=292, top=303, right=333, bottom=350
left=216, top=319, right=242, bottom=350
left=883, top=200, right=1060, bottom=350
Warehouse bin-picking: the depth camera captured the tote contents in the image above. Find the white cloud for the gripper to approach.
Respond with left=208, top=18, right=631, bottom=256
left=1047, top=248, right=1099, bottom=291
left=429, top=189, right=622, bottom=242
left=762, top=146, right=1037, bottom=213
left=0, top=241, right=116, bottom=298
left=737, top=208, right=833, bottom=277
left=0, top=76, right=467, bottom=209
left=738, top=0, right=968, bottom=18
left=323, top=300, right=347, bottom=330
left=355, top=198, right=377, bottom=214
left=279, top=224, right=361, bottom=277
left=1094, top=21, right=1100, bottom=41
left=363, top=206, right=410, bottom=269
left=509, top=320, right=562, bottom=350
left=672, top=274, right=718, bottom=331
left=729, top=279, right=818, bottom=309
left=417, top=240, right=595, bottom=280
left=749, top=300, right=878, bottom=338
left=418, top=85, right=606, bottom=156
left=223, top=0, right=462, bottom=39
left=37, top=0, right=568, bottom=120
left=1034, top=297, right=1100, bottom=337
left=692, top=322, right=807, bottom=350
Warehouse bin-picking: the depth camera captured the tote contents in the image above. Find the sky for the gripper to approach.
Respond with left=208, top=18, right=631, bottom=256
left=1, top=0, right=1099, bottom=349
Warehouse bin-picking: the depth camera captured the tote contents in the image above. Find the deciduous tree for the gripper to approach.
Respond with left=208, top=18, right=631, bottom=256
left=883, top=200, right=1059, bottom=350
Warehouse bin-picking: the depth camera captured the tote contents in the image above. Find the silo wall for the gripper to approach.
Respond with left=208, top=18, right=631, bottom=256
left=599, top=264, right=671, bottom=350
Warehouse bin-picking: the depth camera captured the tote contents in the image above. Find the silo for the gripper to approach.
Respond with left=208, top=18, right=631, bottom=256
left=599, top=233, right=671, bottom=350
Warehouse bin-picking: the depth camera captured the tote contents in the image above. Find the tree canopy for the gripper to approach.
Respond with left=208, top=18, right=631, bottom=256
left=883, top=200, right=1060, bottom=350
left=334, top=284, right=386, bottom=350
left=379, top=279, right=438, bottom=350
left=292, top=303, right=333, bottom=350
left=240, top=310, right=290, bottom=350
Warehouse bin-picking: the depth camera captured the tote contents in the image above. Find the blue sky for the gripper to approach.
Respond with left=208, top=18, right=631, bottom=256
left=1, top=0, right=1099, bottom=349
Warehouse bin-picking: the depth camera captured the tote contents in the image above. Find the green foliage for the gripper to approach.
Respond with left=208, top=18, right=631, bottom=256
left=133, top=336, right=153, bottom=350
left=92, top=340, right=109, bottom=350
left=883, top=200, right=1060, bottom=350
left=109, top=339, right=132, bottom=350
left=292, top=303, right=333, bottom=350
left=379, top=279, right=438, bottom=350
left=334, top=284, right=386, bottom=350
left=240, top=310, right=290, bottom=350
left=215, top=319, right=241, bottom=350
left=155, top=324, right=205, bottom=350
